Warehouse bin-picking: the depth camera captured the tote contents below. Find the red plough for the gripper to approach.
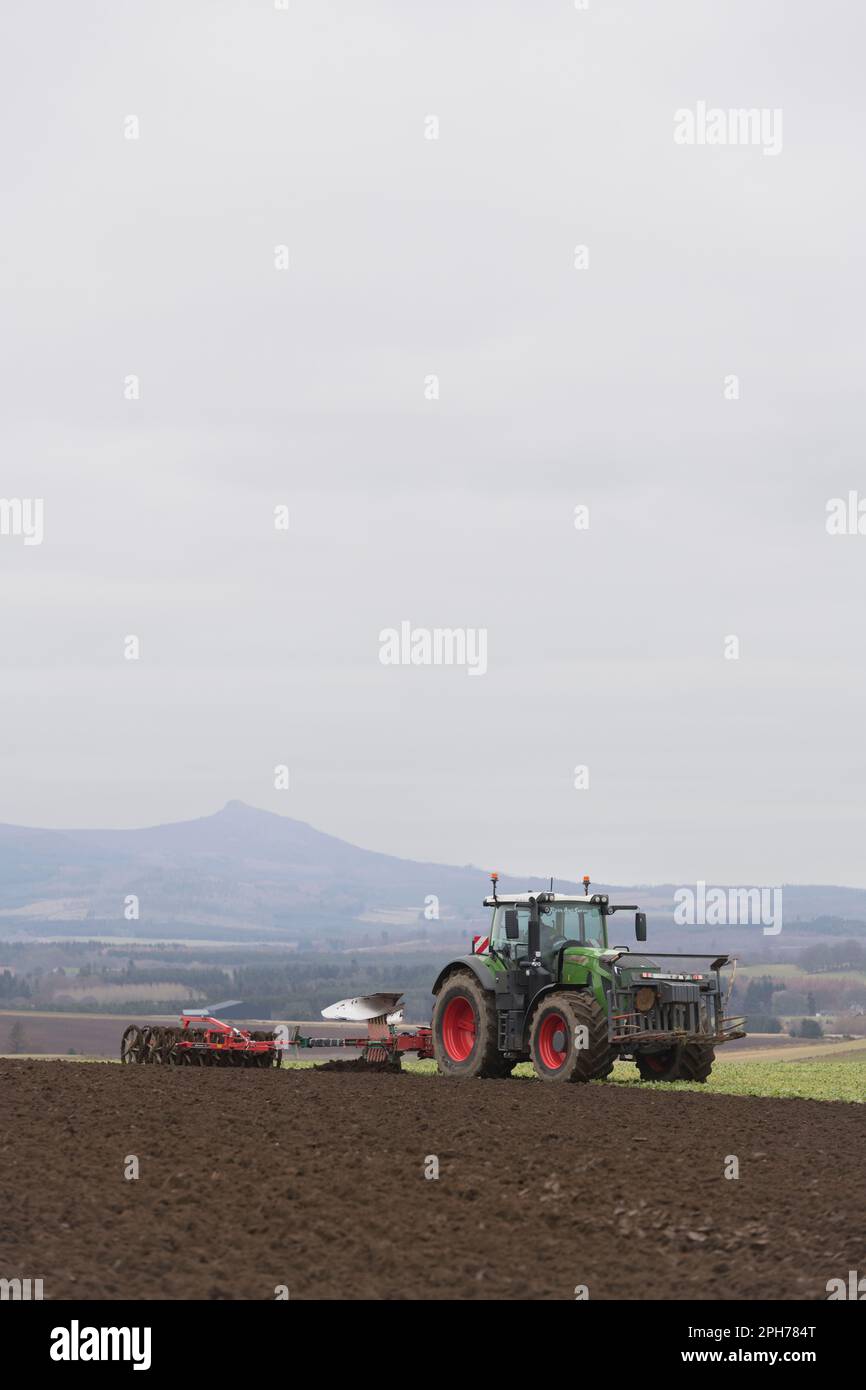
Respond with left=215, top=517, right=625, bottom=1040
left=121, top=1005, right=279, bottom=1067
left=121, top=993, right=433, bottom=1069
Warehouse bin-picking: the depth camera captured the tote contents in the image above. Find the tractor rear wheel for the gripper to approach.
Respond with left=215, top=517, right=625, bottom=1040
left=635, top=1043, right=715, bottom=1083
left=529, top=990, right=614, bottom=1083
left=432, top=970, right=510, bottom=1078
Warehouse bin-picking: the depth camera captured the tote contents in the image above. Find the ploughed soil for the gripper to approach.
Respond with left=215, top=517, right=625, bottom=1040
left=0, top=1059, right=862, bottom=1301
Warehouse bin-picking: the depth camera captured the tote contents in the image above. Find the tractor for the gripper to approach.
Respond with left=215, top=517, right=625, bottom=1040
left=431, top=875, right=744, bottom=1083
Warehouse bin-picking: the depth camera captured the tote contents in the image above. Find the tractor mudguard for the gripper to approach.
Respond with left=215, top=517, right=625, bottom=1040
left=518, top=982, right=590, bottom=1047
left=431, top=955, right=497, bottom=997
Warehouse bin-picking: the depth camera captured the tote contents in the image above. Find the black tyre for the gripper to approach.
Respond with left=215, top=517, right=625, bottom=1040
left=529, top=990, right=615, bottom=1083
left=432, top=970, right=510, bottom=1078
left=120, top=1025, right=143, bottom=1064
left=635, top=1043, right=715, bottom=1083
left=151, top=1027, right=174, bottom=1065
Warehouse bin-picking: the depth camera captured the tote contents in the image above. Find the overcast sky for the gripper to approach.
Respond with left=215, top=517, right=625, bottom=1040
left=1, top=1, right=864, bottom=886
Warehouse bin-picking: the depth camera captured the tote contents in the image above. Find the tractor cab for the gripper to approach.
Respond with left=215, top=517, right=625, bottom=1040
left=488, top=894, right=609, bottom=971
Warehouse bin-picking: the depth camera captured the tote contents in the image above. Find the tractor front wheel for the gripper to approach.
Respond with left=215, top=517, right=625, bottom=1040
left=432, top=971, right=511, bottom=1078
left=529, top=991, right=614, bottom=1083
left=635, top=1043, right=715, bottom=1083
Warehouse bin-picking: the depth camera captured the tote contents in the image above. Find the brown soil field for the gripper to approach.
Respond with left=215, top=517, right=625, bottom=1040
left=721, top=1032, right=866, bottom=1061
left=0, top=1058, right=861, bottom=1301
left=0, top=1009, right=131, bottom=1058
left=723, top=1033, right=833, bottom=1054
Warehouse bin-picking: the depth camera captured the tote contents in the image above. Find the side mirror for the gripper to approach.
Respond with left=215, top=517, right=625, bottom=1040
left=635, top=912, right=647, bottom=942
left=504, top=909, right=520, bottom=940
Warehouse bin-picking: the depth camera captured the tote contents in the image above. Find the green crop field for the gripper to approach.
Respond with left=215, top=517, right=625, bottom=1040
left=608, top=1059, right=865, bottom=1103
left=403, top=1057, right=865, bottom=1103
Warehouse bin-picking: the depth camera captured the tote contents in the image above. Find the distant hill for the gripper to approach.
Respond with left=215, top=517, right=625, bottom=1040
left=0, top=801, right=864, bottom=944
left=0, top=801, right=516, bottom=939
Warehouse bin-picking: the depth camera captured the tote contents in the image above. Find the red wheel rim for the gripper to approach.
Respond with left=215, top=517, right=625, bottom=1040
left=644, top=1050, right=673, bottom=1073
left=538, top=1012, right=568, bottom=1070
left=442, top=996, right=476, bottom=1061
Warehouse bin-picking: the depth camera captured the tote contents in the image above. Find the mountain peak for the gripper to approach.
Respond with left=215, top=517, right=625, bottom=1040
left=216, top=799, right=289, bottom=821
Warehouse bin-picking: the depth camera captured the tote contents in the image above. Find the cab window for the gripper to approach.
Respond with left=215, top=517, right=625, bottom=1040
left=491, top=903, right=606, bottom=956
left=543, top=904, right=605, bottom=947
left=491, top=905, right=529, bottom=952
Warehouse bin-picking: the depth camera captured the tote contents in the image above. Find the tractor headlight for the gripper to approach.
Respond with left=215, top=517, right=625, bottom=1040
left=635, top=986, right=656, bottom=1013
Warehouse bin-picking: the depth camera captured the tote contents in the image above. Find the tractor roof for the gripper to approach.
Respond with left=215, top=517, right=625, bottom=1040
left=483, top=893, right=598, bottom=907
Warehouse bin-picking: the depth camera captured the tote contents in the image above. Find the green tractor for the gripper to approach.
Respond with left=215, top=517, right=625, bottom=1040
left=431, top=875, right=745, bottom=1083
